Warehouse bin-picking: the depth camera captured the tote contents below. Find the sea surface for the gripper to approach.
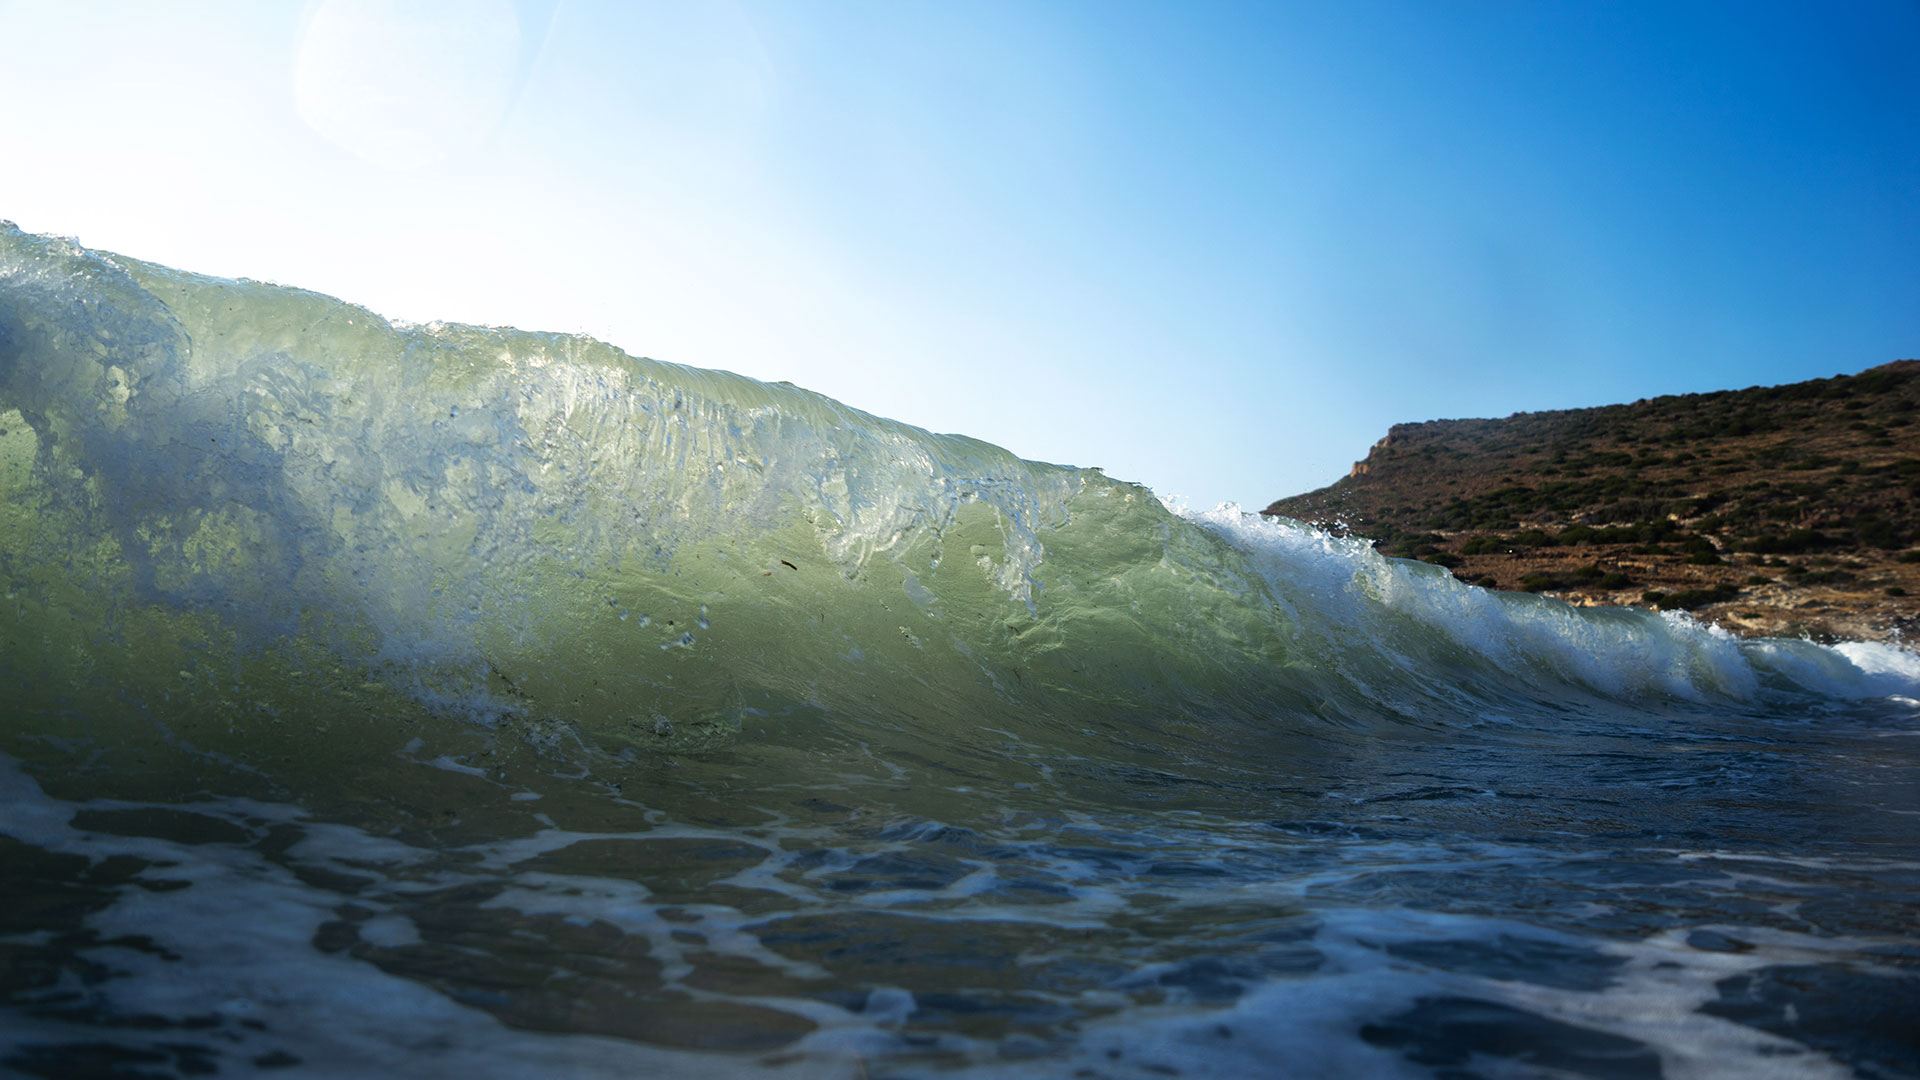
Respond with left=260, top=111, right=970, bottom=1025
left=3, top=223, right=1917, bottom=1078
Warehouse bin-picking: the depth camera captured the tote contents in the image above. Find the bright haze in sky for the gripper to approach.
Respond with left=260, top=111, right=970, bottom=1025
left=1, top=0, right=1915, bottom=509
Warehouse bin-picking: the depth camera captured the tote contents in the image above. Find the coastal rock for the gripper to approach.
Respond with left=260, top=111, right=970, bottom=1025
left=1265, top=361, right=1920, bottom=643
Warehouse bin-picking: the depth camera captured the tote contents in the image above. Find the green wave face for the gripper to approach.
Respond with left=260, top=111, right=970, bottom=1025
left=0, top=225, right=1331, bottom=762
left=1, top=224, right=1913, bottom=784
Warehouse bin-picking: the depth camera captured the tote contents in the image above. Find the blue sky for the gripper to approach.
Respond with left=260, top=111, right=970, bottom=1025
left=2, top=0, right=1915, bottom=508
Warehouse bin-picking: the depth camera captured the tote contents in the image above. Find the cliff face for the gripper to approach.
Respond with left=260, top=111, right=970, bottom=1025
left=1263, top=361, right=1920, bottom=642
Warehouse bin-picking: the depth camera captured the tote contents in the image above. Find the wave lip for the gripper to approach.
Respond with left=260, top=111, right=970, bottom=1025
left=1185, top=501, right=1919, bottom=711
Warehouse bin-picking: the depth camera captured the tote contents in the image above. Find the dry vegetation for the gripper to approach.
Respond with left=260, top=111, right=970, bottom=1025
left=1264, top=360, right=1920, bottom=643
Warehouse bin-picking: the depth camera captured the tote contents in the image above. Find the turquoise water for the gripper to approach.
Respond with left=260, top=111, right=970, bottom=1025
left=3, top=223, right=1917, bottom=1078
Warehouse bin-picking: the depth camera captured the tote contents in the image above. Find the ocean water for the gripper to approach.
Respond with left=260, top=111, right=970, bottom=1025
left=2, top=222, right=1917, bottom=1079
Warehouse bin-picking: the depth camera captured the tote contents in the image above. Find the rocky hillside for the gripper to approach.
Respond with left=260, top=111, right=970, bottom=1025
left=1264, top=360, right=1920, bottom=642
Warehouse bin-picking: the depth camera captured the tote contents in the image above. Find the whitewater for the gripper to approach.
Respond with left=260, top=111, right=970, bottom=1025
left=3, top=222, right=1916, bottom=1078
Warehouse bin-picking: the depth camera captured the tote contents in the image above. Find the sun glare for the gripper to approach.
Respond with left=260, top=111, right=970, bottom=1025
left=293, top=0, right=522, bottom=169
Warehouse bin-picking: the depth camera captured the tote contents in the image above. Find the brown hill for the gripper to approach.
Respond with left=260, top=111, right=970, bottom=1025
left=1263, top=360, right=1920, bottom=643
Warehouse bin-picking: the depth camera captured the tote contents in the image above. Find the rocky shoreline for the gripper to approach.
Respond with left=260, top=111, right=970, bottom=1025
left=1390, top=536, right=1917, bottom=645
left=1265, top=361, right=1919, bottom=646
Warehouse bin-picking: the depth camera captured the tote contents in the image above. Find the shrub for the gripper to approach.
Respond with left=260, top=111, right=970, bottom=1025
left=1598, top=572, right=1631, bottom=589
left=1852, top=515, right=1902, bottom=550
left=1741, top=530, right=1830, bottom=555
left=1686, top=551, right=1724, bottom=566
left=1475, top=576, right=1499, bottom=588
left=1888, top=587, right=1909, bottom=597
left=1380, top=532, right=1447, bottom=558
left=1519, top=572, right=1559, bottom=592
left=1655, top=584, right=1739, bottom=611
left=1461, top=535, right=1501, bottom=556
left=1593, top=498, right=1666, bottom=524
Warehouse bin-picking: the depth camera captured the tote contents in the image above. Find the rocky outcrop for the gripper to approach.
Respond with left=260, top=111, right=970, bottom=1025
left=1263, top=361, right=1920, bottom=643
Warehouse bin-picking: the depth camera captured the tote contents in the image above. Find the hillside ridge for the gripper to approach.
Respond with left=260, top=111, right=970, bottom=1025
left=1264, top=360, right=1920, bottom=642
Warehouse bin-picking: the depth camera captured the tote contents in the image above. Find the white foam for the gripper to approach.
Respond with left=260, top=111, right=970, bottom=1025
left=0, top=753, right=863, bottom=1078
left=6, top=746, right=1908, bottom=1079
left=1183, top=502, right=1920, bottom=711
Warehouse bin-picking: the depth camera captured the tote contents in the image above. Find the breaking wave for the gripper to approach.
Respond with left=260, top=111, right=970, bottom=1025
left=1, top=222, right=1913, bottom=765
